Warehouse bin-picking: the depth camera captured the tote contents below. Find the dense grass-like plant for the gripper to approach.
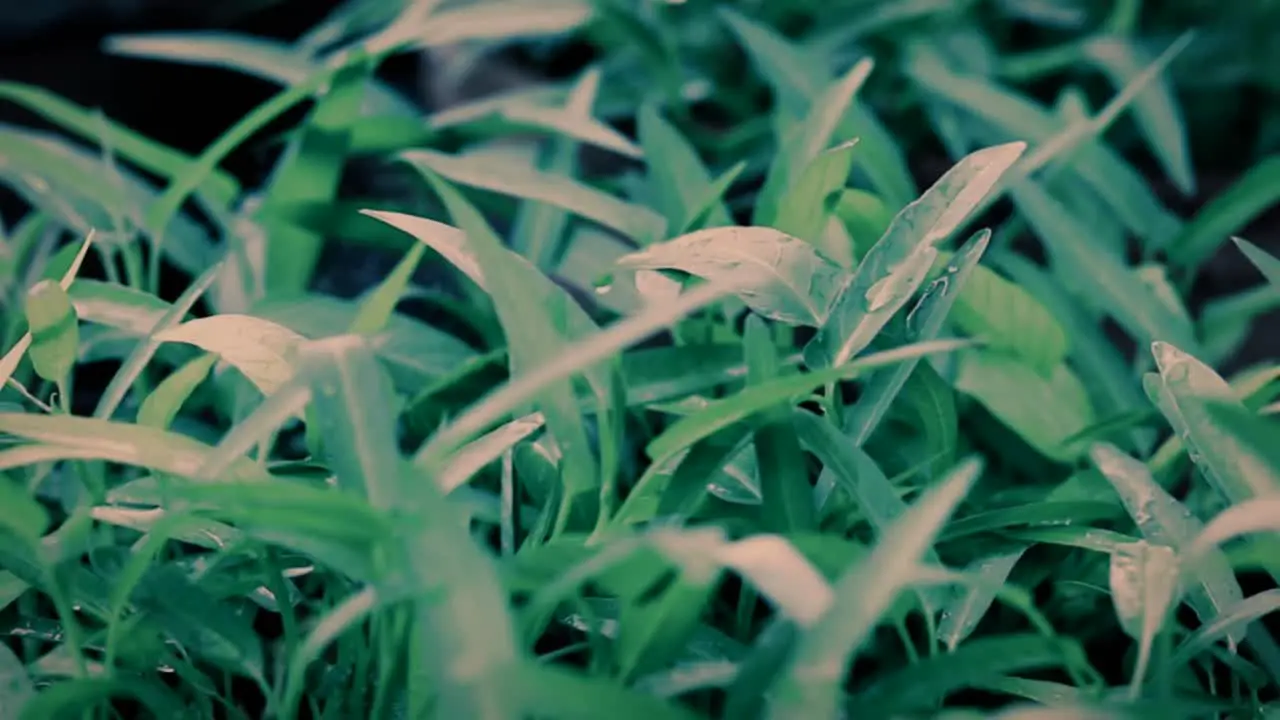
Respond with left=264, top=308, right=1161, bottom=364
left=1, top=1, right=1280, bottom=718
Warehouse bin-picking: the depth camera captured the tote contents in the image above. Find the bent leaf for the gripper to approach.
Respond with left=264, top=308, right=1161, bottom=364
left=156, top=315, right=305, bottom=396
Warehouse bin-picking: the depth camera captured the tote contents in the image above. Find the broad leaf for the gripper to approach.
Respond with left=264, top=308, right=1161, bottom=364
left=616, top=226, right=847, bottom=326
left=156, top=315, right=306, bottom=396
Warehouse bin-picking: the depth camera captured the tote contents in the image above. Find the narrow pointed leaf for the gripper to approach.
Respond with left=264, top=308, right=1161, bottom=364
left=768, top=457, right=981, bottom=719
left=806, top=142, right=1026, bottom=368
left=938, top=548, right=1027, bottom=651
left=1234, top=237, right=1280, bottom=289
left=844, top=228, right=989, bottom=446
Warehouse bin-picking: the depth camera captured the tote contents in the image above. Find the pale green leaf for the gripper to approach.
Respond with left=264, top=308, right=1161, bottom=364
left=806, top=142, right=1026, bottom=368
left=953, top=349, right=1095, bottom=462
left=1109, top=540, right=1181, bottom=695
left=843, top=229, right=989, bottom=447
left=1150, top=342, right=1280, bottom=502
left=948, top=256, right=1070, bottom=375
left=616, top=226, right=847, bottom=326
left=401, top=148, right=666, bottom=243
left=24, top=279, right=78, bottom=384
left=156, top=315, right=306, bottom=396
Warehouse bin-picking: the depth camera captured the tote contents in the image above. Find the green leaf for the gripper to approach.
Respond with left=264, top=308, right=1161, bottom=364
left=401, top=148, right=666, bottom=243
left=1084, top=36, right=1194, bottom=195
left=14, top=677, right=184, bottom=719
left=757, top=58, right=874, bottom=225
left=795, top=410, right=951, bottom=616
left=0, top=126, right=216, bottom=275
left=510, top=67, right=600, bottom=271
left=258, top=52, right=370, bottom=294
left=1188, top=498, right=1280, bottom=572
left=0, top=82, right=239, bottom=206
left=429, top=413, right=545, bottom=494
left=806, top=142, right=1026, bottom=369
left=251, top=293, right=477, bottom=390
left=768, top=457, right=981, bottom=719
left=637, top=103, right=731, bottom=230
left=783, top=59, right=875, bottom=190
left=1089, top=444, right=1252, bottom=651
left=512, top=662, right=701, bottom=720
left=103, top=33, right=413, bottom=115
left=295, top=342, right=521, bottom=717
left=937, top=549, right=1027, bottom=651
left=1172, top=589, right=1280, bottom=673
left=93, top=259, right=224, bottom=420
left=1150, top=343, right=1280, bottom=502
left=0, top=641, right=33, bottom=720
left=953, top=349, right=1095, bottom=462
left=134, top=564, right=267, bottom=685
left=1171, top=156, right=1280, bottom=273
left=361, top=0, right=593, bottom=56
left=616, top=226, right=847, bottom=327
left=136, top=353, right=218, bottom=430
left=1012, top=181, right=1199, bottom=354
left=1234, top=237, right=1280, bottom=289
left=0, top=413, right=271, bottom=484
left=1, top=232, right=93, bottom=388
left=414, top=280, right=735, bottom=471
left=295, top=336, right=403, bottom=507
left=1109, top=540, right=1181, bottom=695
left=718, top=8, right=913, bottom=207
left=499, top=99, right=643, bottom=160
left=348, top=244, right=427, bottom=337
left=771, top=141, right=861, bottom=267
left=908, top=49, right=1180, bottom=246
left=744, top=316, right=814, bottom=533
left=646, top=339, right=972, bottom=465
left=835, top=189, right=895, bottom=256
left=843, top=229, right=989, bottom=447
left=849, top=634, right=1078, bottom=714
left=616, top=559, right=722, bottom=681
left=403, top=177, right=600, bottom=513
left=948, top=255, right=1070, bottom=375
left=996, top=251, right=1151, bottom=451
left=24, top=279, right=78, bottom=384
left=68, top=280, right=172, bottom=336
left=155, top=315, right=305, bottom=396
left=717, top=8, right=821, bottom=115
left=0, top=476, right=50, bottom=543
